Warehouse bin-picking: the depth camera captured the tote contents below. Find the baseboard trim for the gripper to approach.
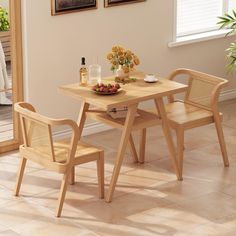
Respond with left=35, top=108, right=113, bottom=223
left=82, top=122, right=112, bottom=136
left=220, top=88, right=236, bottom=101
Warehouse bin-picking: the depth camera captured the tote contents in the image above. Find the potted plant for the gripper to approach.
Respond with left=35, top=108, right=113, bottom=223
left=218, top=10, right=236, bottom=72
left=0, top=7, right=9, bottom=31
left=0, top=6, right=10, bottom=61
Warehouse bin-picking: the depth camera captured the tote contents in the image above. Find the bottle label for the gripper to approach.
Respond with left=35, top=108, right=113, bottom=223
left=81, top=73, right=87, bottom=84
left=80, top=67, right=88, bottom=86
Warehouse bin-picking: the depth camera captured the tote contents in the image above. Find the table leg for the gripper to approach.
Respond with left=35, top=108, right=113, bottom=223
left=70, top=101, right=90, bottom=185
left=128, top=134, right=139, bottom=163
left=154, top=98, right=182, bottom=180
left=139, top=128, right=146, bottom=164
left=77, top=101, right=90, bottom=136
left=106, top=104, right=138, bottom=202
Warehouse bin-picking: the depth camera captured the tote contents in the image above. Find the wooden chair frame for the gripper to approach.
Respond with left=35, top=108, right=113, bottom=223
left=14, top=102, right=104, bottom=217
left=142, top=68, right=229, bottom=176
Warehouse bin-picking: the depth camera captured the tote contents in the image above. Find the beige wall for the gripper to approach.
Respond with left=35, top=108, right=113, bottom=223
left=22, top=0, right=236, bottom=121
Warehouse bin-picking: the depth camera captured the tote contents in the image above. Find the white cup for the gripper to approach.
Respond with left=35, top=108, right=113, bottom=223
left=145, top=74, right=156, bottom=81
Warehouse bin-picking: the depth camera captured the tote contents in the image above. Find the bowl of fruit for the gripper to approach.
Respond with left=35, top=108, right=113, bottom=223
left=92, top=83, right=121, bottom=95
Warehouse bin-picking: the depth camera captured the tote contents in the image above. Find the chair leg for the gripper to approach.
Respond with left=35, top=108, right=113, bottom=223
left=14, top=157, right=27, bottom=196
left=176, top=128, right=184, bottom=178
left=139, top=128, right=146, bottom=164
left=214, top=114, right=229, bottom=167
left=69, top=167, right=75, bottom=185
left=56, top=171, right=70, bottom=217
left=97, top=152, right=105, bottom=199
left=128, top=134, right=139, bottom=163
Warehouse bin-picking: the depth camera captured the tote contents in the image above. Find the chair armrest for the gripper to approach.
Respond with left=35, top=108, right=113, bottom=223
left=166, top=69, right=190, bottom=103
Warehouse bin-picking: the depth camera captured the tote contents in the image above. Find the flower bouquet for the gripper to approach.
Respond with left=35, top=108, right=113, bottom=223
left=107, top=45, right=140, bottom=83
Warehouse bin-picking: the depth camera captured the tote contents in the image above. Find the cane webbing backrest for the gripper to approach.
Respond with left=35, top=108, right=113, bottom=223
left=17, top=103, right=71, bottom=163
left=186, top=76, right=221, bottom=109
left=168, top=69, right=228, bottom=111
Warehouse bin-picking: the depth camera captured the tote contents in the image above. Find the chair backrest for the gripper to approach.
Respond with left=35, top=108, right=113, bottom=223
left=167, top=69, right=228, bottom=111
left=15, top=102, right=79, bottom=168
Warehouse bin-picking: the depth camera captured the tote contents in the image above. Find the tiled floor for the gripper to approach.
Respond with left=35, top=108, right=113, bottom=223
left=0, top=99, right=236, bottom=235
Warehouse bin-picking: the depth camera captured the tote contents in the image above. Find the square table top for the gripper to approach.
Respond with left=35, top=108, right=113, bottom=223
left=58, top=72, right=188, bottom=110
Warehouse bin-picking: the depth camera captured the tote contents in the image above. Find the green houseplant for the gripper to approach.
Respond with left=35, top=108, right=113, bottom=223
left=218, top=10, right=236, bottom=73
left=0, top=7, right=9, bottom=31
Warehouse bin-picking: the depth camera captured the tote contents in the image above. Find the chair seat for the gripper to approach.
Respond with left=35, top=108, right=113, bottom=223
left=54, top=140, right=103, bottom=164
left=164, top=101, right=216, bottom=129
left=21, top=140, right=103, bottom=165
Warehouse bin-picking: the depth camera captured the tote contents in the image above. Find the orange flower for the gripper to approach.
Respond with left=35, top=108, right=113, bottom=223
left=119, top=56, right=125, bottom=62
left=112, top=60, right=118, bottom=66
left=127, top=54, right=132, bottom=61
left=112, top=46, right=119, bottom=52
left=107, top=45, right=140, bottom=72
left=125, top=50, right=132, bottom=56
left=107, top=53, right=113, bottom=60
left=118, top=51, right=124, bottom=56
left=134, top=57, right=140, bottom=65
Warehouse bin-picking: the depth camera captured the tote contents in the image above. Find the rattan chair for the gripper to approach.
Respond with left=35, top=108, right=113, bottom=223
left=14, top=102, right=104, bottom=217
left=141, top=69, right=229, bottom=176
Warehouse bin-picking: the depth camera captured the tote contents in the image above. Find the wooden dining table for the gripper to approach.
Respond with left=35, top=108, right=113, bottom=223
left=58, top=71, right=187, bottom=202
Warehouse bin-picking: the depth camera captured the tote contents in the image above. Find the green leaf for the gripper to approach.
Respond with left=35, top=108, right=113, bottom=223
left=233, top=10, right=236, bottom=18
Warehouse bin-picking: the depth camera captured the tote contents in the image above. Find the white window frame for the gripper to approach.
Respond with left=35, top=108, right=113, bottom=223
left=169, top=0, right=233, bottom=47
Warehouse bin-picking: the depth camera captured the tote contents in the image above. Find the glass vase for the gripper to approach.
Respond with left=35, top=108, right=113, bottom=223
left=115, top=65, right=129, bottom=79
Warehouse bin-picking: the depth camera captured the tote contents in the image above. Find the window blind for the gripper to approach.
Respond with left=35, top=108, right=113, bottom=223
left=177, top=0, right=222, bottom=37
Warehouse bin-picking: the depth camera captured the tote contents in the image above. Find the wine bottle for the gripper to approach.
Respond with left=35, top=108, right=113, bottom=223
left=79, top=57, right=88, bottom=86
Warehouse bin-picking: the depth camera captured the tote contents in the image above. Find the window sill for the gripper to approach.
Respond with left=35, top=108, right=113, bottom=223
left=168, top=29, right=232, bottom=47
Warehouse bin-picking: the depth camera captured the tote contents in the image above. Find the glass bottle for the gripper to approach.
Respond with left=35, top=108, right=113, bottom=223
left=79, top=57, right=88, bottom=86
left=88, top=57, right=101, bottom=84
